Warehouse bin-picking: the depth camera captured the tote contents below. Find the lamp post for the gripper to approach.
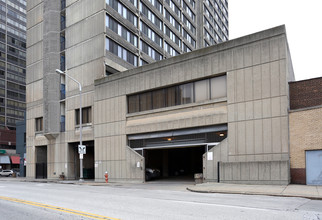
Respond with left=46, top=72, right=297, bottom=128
left=56, top=69, right=84, bottom=181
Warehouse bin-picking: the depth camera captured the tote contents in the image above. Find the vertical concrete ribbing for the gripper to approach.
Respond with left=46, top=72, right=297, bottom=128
left=43, top=0, right=61, bottom=134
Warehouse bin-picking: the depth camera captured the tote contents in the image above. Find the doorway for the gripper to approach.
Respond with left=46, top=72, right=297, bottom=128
left=35, top=146, right=47, bottom=179
left=69, top=141, right=94, bottom=179
left=306, top=150, right=322, bottom=185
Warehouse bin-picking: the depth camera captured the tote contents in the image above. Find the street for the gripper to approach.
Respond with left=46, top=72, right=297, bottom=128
left=0, top=180, right=322, bottom=220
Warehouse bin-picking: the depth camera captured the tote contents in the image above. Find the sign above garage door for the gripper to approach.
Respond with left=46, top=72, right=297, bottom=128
left=128, top=125, right=227, bottom=149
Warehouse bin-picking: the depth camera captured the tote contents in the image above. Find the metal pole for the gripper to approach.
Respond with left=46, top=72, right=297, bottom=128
left=55, top=69, right=83, bottom=181
left=206, top=144, right=208, bottom=180
left=79, top=86, right=83, bottom=181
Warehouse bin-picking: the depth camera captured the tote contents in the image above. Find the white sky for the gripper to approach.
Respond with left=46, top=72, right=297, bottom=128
left=229, top=0, right=322, bottom=81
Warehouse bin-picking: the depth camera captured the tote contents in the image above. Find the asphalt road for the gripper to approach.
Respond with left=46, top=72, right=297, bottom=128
left=0, top=180, right=322, bottom=220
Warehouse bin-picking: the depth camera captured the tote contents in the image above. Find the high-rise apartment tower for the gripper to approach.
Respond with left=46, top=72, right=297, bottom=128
left=103, top=0, right=229, bottom=68
left=0, top=0, right=26, bottom=130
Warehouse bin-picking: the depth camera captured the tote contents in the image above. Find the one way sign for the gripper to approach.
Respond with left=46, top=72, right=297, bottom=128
left=78, top=145, right=86, bottom=154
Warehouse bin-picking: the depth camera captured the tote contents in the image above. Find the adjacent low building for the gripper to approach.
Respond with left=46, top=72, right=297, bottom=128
left=27, top=25, right=295, bottom=185
left=289, top=77, right=322, bottom=185
left=0, top=128, right=18, bottom=170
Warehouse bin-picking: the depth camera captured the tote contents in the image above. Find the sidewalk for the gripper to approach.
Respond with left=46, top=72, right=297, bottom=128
left=2, top=177, right=322, bottom=199
left=0, top=177, right=115, bottom=186
left=187, top=182, right=322, bottom=200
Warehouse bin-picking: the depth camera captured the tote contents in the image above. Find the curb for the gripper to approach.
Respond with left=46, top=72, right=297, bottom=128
left=186, top=187, right=322, bottom=200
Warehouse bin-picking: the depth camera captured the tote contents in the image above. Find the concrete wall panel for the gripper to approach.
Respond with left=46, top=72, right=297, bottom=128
left=245, top=120, right=254, bottom=155
left=66, top=60, right=105, bottom=94
left=236, top=69, right=245, bottom=102
left=263, top=118, right=272, bottom=154
left=27, top=61, right=43, bottom=84
left=260, top=40, right=270, bottom=63
left=227, top=71, right=235, bottom=104
left=243, top=45, right=252, bottom=67
left=254, top=120, right=263, bottom=154
left=252, top=43, right=261, bottom=65
left=272, top=117, right=282, bottom=154
left=126, top=104, right=227, bottom=135
left=237, top=122, right=246, bottom=155
left=245, top=101, right=253, bottom=120
left=27, top=23, right=43, bottom=47
left=220, top=161, right=289, bottom=184
left=244, top=67, right=253, bottom=101
left=66, top=0, right=78, bottom=7
left=252, top=65, right=262, bottom=100
left=27, top=0, right=42, bottom=11
left=253, top=100, right=262, bottom=119
left=27, top=2, right=43, bottom=29
left=27, top=42, right=43, bottom=66
left=270, top=61, right=280, bottom=97
left=66, top=0, right=105, bottom=27
left=26, top=146, right=35, bottom=178
left=66, top=11, right=105, bottom=48
left=261, top=63, right=271, bottom=98
left=66, top=35, right=104, bottom=70
left=26, top=79, right=43, bottom=103
left=271, top=97, right=281, bottom=117
left=233, top=47, right=244, bottom=69
left=262, top=98, right=271, bottom=118
left=279, top=60, right=287, bottom=95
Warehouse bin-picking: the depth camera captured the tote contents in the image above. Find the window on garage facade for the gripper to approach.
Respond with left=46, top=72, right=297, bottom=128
left=35, top=117, right=43, bottom=132
left=128, top=74, right=227, bottom=113
left=75, top=107, right=92, bottom=125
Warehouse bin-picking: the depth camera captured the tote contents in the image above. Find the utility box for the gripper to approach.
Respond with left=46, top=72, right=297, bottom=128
left=194, top=173, right=203, bottom=184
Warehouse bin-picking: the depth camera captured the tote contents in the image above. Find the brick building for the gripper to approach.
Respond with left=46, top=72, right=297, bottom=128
left=289, top=77, right=322, bottom=185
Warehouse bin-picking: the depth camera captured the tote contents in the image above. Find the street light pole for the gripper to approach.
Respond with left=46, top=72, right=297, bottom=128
left=56, top=69, right=83, bottom=181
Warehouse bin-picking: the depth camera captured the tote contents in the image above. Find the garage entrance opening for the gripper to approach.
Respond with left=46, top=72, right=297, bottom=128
left=145, top=145, right=204, bottom=181
left=129, top=125, right=228, bottom=182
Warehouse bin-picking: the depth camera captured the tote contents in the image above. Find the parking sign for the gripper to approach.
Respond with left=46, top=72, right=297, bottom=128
left=78, top=145, right=86, bottom=154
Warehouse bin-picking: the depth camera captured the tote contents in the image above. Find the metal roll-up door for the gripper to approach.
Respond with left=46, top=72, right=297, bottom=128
left=306, top=150, right=322, bottom=185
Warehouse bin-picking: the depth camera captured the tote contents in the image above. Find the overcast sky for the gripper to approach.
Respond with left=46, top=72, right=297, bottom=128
left=229, top=0, right=322, bottom=81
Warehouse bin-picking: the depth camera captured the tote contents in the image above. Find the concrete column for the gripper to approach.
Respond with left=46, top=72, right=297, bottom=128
left=43, top=0, right=61, bottom=135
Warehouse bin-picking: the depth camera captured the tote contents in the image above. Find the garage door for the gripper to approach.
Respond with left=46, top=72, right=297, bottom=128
left=306, top=150, right=322, bottom=185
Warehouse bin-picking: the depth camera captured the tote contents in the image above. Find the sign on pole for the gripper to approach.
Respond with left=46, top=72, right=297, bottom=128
left=78, top=145, right=86, bottom=154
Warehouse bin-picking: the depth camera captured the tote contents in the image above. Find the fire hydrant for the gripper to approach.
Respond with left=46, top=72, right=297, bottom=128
left=104, top=171, right=108, bottom=183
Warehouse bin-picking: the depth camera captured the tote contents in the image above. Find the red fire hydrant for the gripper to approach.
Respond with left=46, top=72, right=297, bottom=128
left=104, top=171, right=108, bottom=183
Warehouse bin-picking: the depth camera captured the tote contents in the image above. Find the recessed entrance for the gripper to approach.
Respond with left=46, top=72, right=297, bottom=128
left=35, top=146, right=47, bottom=179
left=68, top=141, right=94, bottom=180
